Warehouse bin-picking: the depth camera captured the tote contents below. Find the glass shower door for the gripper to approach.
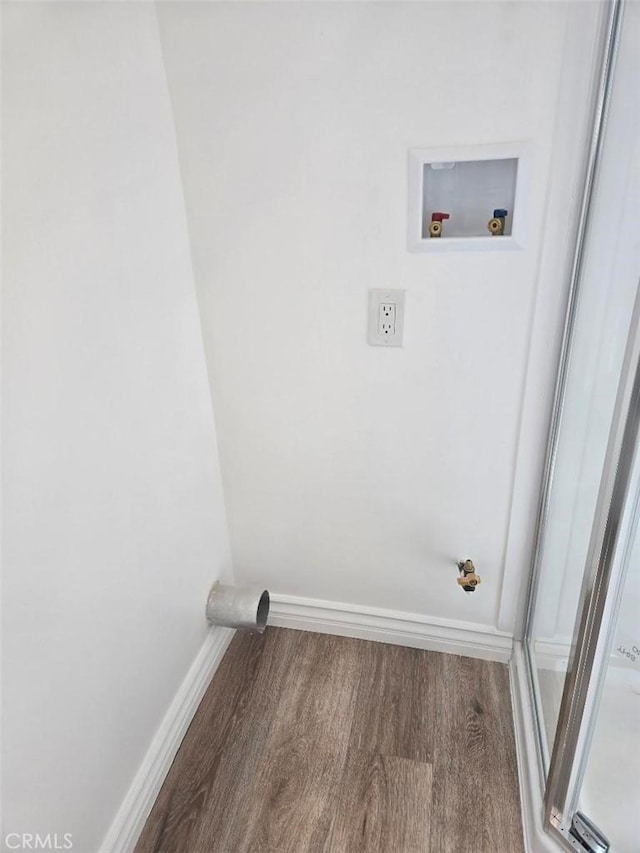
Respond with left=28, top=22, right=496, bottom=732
left=576, top=513, right=640, bottom=852
left=524, top=0, right=639, bottom=773
left=522, top=0, right=640, bottom=848
left=543, top=279, right=640, bottom=848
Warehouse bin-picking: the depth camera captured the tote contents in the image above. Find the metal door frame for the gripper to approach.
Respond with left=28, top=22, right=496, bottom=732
left=520, top=0, right=632, bottom=847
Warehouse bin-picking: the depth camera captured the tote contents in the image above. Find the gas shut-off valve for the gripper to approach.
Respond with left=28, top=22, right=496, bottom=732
left=457, top=559, right=481, bottom=592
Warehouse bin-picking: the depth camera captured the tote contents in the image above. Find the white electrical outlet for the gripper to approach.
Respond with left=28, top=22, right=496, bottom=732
left=379, top=302, right=396, bottom=337
left=368, top=289, right=405, bottom=346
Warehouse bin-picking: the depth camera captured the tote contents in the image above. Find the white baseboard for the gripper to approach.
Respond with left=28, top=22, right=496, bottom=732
left=510, top=642, right=561, bottom=853
left=269, top=593, right=513, bottom=663
left=532, top=637, right=639, bottom=682
left=530, top=638, right=572, bottom=671
left=98, top=626, right=235, bottom=853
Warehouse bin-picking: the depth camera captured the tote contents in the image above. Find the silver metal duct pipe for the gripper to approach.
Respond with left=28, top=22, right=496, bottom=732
left=206, top=582, right=270, bottom=632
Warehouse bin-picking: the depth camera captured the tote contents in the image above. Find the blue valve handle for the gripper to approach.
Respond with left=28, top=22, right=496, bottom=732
left=493, top=208, right=508, bottom=218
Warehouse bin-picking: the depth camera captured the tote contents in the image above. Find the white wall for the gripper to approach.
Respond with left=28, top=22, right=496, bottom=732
left=156, top=1, right=598, bottom=631
left=2, top=3, right=231, bottom=851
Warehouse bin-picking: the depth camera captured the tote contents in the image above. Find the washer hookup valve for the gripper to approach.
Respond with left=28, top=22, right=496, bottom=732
left=457, top=559, right=482, bottom=592
left=488, top=208, right=508, bottom=236
left=429, top=211, right=450, bottom=238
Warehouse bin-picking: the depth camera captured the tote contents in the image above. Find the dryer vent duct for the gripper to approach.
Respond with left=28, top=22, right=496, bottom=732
left=206, top=582, right=270, bottom=633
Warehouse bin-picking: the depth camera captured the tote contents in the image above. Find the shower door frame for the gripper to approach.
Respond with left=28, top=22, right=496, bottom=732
left=519, top=0, right=637, bottom=847
left=544, top=280, right=640, bottom=846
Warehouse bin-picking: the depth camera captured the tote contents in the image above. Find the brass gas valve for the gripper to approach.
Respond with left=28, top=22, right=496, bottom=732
left=457, top=559, right=481, bottom=592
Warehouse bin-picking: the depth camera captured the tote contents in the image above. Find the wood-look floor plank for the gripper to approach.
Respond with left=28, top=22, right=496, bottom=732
left=429, top=653, right=480, bottom=853
left=348, top=642, right=436, bottom=763
left=135, top=629, right=292, bottom=853
left=429, top=653, right=524, bottom=853
left=187, top=628, right=312, bottom=853
left=134, top=631, right=267, bottom=853
left=480, top=660, right=524, bottom=852
left=211, top=630, right=362, bottom=853
left=327, top=748, right=433, bottom=853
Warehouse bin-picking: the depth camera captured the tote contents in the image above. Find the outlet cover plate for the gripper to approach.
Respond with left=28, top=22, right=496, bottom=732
left=368, top=289, right=405, bottom=347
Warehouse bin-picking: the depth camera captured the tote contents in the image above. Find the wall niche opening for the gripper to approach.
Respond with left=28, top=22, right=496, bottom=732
left=408, top=144, right=529, bottom=252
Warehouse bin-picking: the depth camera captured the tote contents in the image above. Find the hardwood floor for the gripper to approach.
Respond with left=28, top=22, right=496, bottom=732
left=135, top=628, right=523, bottom=853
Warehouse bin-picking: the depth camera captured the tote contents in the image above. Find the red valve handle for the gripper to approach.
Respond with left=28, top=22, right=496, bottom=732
left=431, top=212, right=450, bottom=222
